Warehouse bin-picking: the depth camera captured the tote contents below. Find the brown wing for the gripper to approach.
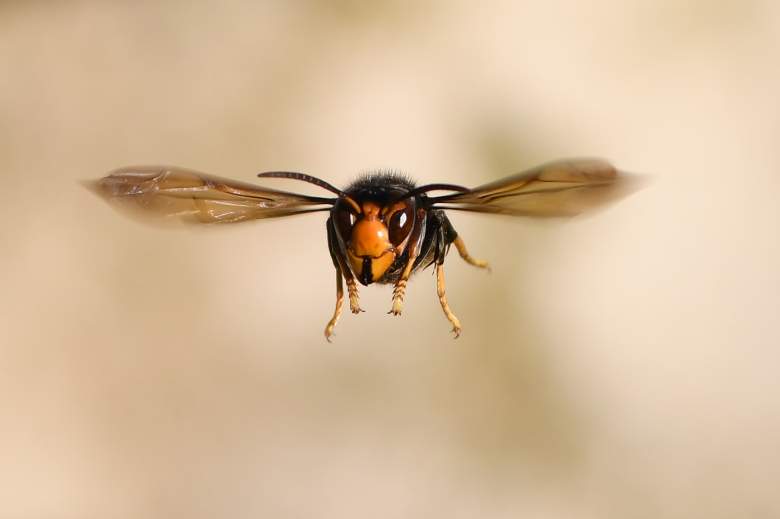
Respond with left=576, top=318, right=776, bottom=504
left=86, top=166, right=335, bottom=223
left=430, top=158, right=639, bottom=217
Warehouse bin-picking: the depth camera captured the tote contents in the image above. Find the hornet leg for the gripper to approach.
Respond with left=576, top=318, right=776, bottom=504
left=324, top=268, right=345, bottom=341
left=327, top=217, right=363, bottom=315
left=436, top=261, right=462, bottom=338
left=439, top=213, right=490, bottom=271
left=345, top=275, right=363, bottom=314
left=453, top=235, right=491, bottom=271
left=389, top=256, right=417, bottom=315
left=389, top=208, right=426, bottom=316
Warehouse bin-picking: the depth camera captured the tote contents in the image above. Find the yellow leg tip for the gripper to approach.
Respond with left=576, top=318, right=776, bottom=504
left=388, top=299, right=403, bottom=315
left=348, top=295, right=363, bottom=314
left=324, top=323, right=336, bottom=342
left=454, top=236, right=491, bottom=271
left=475, top=260, right=491, bottom=271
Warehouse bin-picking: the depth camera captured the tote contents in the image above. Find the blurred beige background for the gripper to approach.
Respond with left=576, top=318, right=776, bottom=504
left=1, top=1, right=779, bottom=517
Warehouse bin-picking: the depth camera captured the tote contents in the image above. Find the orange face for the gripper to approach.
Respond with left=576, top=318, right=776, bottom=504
left=340, top=199, right=416, bottom=285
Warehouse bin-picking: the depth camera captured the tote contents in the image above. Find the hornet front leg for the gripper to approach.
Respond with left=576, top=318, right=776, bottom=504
left=345, top=274, right=363, bottom=314
left=389, top=208, right=425, bottom=316
left=389, top=254, right=417, bottom=315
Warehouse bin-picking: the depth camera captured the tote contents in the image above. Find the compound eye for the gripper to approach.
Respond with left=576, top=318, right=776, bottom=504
left=335, top=205, right=356, bottom=242
left=387, top=203, right=414, bottom=245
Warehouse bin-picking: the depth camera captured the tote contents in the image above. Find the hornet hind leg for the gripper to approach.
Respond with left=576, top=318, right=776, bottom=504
left=453, top=236, right=491, bottom=271
left=433, top=213, right=491, bottom=337
left=325, top=218, right=363, bottom=341
left=324, top=268, right=344, bottom=342
left=436, top=261, right=461, bottom=338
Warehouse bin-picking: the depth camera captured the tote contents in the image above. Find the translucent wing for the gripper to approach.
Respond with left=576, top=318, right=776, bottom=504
left=430, top=158, right=639, bottom=217
left=87, top=166, right=335, bottom=223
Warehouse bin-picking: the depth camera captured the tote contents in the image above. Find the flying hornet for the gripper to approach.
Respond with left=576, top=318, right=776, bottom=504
left=88, top=158, right=637, bottom=340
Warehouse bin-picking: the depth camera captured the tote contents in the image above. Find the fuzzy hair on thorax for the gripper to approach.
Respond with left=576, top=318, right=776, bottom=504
left=343, top=171, right=416, bottom=203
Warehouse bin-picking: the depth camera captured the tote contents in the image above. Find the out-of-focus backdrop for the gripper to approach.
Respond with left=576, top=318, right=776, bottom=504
left=1, top=1, right=779, bottom=517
